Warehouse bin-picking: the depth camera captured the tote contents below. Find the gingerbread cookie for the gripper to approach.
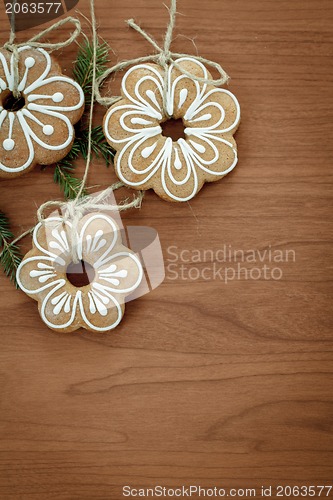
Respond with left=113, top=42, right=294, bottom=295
left=0, top=46, right=84, bottom=178
left=16, top=213, right=143, bottom=333
left=103, top=56, right=240, bottom=202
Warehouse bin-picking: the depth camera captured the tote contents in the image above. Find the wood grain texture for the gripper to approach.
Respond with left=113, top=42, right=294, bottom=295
left=0, top=0, right=333, bottom=498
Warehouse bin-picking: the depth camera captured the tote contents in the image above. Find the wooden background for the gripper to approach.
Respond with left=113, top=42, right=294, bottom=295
left=0, top=0, right=333, bottom=498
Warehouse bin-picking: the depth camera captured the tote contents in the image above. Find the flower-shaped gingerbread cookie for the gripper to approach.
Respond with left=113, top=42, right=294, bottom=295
left=16, top=214, right=143, bottom=333
left=0, top=46, right=84, bottom=178
left=104, top=57, right=240, bottom=202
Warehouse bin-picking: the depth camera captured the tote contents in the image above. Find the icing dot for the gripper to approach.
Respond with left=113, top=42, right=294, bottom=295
left=3, top=138, right=15, bottom=151
left=52, top=92, right=64, bottom=103
left=25, top=57, right=35, bottom=68
left=43, top=125, right=54, bottom=136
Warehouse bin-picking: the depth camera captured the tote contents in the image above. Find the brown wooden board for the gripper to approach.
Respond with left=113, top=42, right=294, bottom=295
left=0, top=0, right=332, bottom=498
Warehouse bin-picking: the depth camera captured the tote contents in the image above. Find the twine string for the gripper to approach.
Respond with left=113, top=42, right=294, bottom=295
left=6, top=0, right=19, bottom=98
left=95, top=0, right=230, bottom=113
left=37, top=182, right=144, bottom=224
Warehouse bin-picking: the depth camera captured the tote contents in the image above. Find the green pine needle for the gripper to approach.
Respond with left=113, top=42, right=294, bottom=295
left=0, top=212, right=22, bottom=288
left=80, top=126, right=115, bottom=166
left=53, top=135, right=82, bottom=200
left=54, top=126, right=114, bottom=199
left=53, top=39, right=114, bottom=198
left=54, top=163, right=86, bottom=200
left=73, top=39, right=110, bottom=107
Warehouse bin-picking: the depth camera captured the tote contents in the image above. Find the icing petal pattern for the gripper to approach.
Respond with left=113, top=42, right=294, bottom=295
left=0, top=47, right=84, bottom=177
left=16, top=214, right=143, bottom=333
left=104, top=57, right=240, bottom=202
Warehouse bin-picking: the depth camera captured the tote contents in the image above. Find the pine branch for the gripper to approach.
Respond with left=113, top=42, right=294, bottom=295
left=54, top=164, right=84, bottom=200
left=79, top=126, right=115, bottom=166
left=0, top=212, right=22, bottom=288
left=52, top=39, right=114, bottom=197
left=53, top=135, right=83, bottom=200
left=53, top=127, right=114, bottom=198
left=73, top=39, right=110, bottom=107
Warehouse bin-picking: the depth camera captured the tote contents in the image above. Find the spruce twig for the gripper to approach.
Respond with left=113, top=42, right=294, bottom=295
left=53, top=137, right=86, bottom=200
left=73, top=39, right=110, bottom=107
left=53, top=39, right=114, bottom=198
left=0, top=212, right=22, bottom=288
left=79, top=126, right=114, bottom=166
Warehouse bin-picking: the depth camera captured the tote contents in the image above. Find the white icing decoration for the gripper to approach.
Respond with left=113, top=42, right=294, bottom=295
left=131, top=117, right=153, bottom=125
left=8, top=112, right=14, bottom=143
left=90, top=230, right=105, bottom=252
left=145, top=89, right=161, bottom=112
left=43, top=125, right=54, bottom=136
left=0, top=52, right=12, bottom=90
left=53, top=292, right=71, bottom=315
left=87, top=287, right=114, bottom=316
left=0, top=47, right=84, bottom=175
left=142, top=142, right=158, bottom=158
left=3, top=138, right=15, bottom=151
left=104, top=57, right=240, bottom=202
left=189, top=139, right=206, bottom=154
left=27, top=92, right=64, bottom=103
left=18, top=56, right=36, bottom=91
left=88, top=289, right=109, bottom=316
left=178, top=88, right=188, bottom=108
left=25, top=57, right=35, bottom=68
left=174, top=148, right=182, bottom=170
left=0, top=110, right=7, bottom=128
left=191, top=113, right=212, bottom=122
left=50, top=228, right=69, bottom=253
left=30, top=269, right=57, bottom=283
left=51, top=291, right=67, bottom=305
left=52, top=92, right=64, bottom=103
left=101, top=264, right=117, bottom=273
left=99, top=264, right=128, bottom=287
left=16, top=215, right=143, bottom=332
left=38, top=262, right=54, bottom=270
left=2, top=112, right=15, bottom=151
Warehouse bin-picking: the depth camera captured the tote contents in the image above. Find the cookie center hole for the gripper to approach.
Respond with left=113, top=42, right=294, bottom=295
left=66, top=260, right=95, bottom=288
left=161, top=118, right=185, bottom=141
left=2, top=92, right=25, bottom=112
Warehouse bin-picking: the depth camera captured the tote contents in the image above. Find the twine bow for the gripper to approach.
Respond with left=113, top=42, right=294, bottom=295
left=95, top=0, right=230, bottom=115
left=37, top=183, right=144, bottom=264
